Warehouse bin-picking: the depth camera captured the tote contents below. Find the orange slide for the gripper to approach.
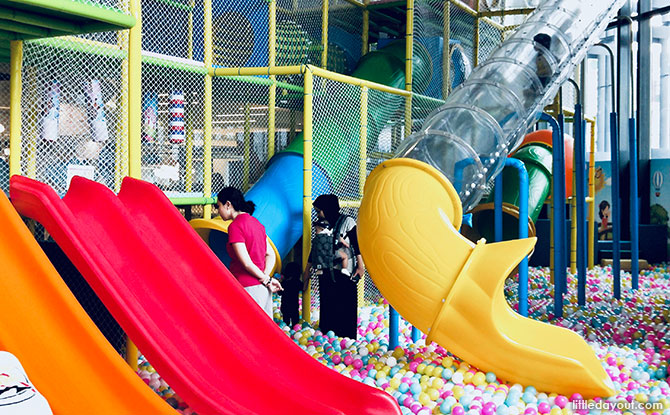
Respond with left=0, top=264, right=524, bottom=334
left=0, top=190, right=176, bottom=415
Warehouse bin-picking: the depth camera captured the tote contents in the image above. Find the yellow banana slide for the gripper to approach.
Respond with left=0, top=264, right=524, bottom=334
left=357, top=159, right=614, bottom=398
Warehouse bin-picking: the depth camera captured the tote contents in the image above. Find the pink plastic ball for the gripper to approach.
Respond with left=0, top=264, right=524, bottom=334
left=538, top=402, right=551, bottom=414
left=451, top=406, right=466, bottom=415
left=554, top=395, right=568, bottom=408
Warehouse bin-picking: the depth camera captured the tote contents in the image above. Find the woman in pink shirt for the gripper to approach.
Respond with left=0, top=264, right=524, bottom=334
left=217, top=187, right=281, bottom=317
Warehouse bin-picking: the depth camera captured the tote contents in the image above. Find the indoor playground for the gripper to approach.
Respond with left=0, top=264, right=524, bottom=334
left=2, top=0, right=670, bottom=414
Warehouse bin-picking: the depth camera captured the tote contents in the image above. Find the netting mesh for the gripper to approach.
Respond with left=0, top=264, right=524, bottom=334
left=477, top=16, right=504, bottom=64
left=82, top=0, right=130, bottom=13
left=328, top=0, right=362, bottom=74
left=412, top=1, right=518, bottom=100
left=143, top=0, right=200, bottom=60
left=1, top=63, right=9, bottom=195
left=212, top=0, right=266, bottom=67
left=20, top=35, right=129, bottom=195
left=277, top=0, right=323, bottom=67
left=211, top=77, right=269, bottom=192
left=140, top=62, right=206, bottom=195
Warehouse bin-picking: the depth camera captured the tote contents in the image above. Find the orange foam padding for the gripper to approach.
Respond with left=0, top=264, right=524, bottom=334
left=10, top=175, right=400, bottom=415
left=0, top=190, right=177, bottom=415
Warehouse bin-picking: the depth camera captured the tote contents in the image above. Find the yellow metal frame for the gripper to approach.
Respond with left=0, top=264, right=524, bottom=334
left=268, top=0, right=276, bottom=161
left=442, top=1, right=450, bottom=99
left=202, top=0, right=213, bottom=220
left=321, top=0, right=329, bottom=68
left=24, top=67, right=38, bottom=179
left=404, top=0, right=414, bottom=137
left=125, top=0, right=142, bottom=371
left=9, top=40, right=22, bottom=177
left=301, top=68, right=313, bottom=323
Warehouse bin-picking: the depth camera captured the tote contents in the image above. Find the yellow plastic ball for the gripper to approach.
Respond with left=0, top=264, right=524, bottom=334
left=427, top=388, right=440, bottom=401
left=472, top=372, right=486, bottom=386
left=452, top=386, right=464, bottom=399
left=418, top=392, right=431, bottom=406
left=431, top=378, right=445, bottom=389
left=463, top=371, right=474, bottom=384
left=441, top=357, right=453, bottom=368
left=417, top=363, right=427, bottom=374
left=424, top=365, right=435, bottom=377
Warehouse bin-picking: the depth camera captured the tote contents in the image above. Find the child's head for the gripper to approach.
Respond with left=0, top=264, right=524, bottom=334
left=313, top=218, right=331, bottom=234
left=533, top=33, right=551, bottom=51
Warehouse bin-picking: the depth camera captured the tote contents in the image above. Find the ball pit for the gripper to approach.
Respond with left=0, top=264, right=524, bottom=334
left=137, top=265, right=670, bottom=415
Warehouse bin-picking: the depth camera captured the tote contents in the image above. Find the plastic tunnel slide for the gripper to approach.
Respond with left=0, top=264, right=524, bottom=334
left=359, top=0, right=625, bottom=397
left=469, top=129, right=574, bottom=241
left=192, top=40, right=433, bottom=259
left=0, top=190, right=177, bottom=415
left=10, top=175, right=401, bottom=415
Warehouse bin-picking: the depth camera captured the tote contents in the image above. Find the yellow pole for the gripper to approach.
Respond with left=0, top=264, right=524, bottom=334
left=125, top=0, right=142, bottom=370
left=404, top=0, right=414, bottom=137
left=359, top=86, right=368, bottom=198
left=301, top=69, right=313, bottom=324
left=127, top=0, right=142, bottom=180
left=473, top=0, right=480, bottom=67
left=187, top=0, right=194, bottom=60
left=442, top=1, right=450, bottom=99
left=243, top=103, right=251, bottom=191
left=116, top=29, right=129, bottom=191
left=268, top=0, right=276, bottom=160
left=362, top=0, right=369, bottom=56
left=588, top=120, right=596, bottom=269
left=9, top=40, right=22, bottom=178
left=321, top=0, right=329, bottom=68
left=203, top=0, right=213, bottom=219
left=24, top=67, right=38, bottom=179
left=358, top=86, right=368, bottom=307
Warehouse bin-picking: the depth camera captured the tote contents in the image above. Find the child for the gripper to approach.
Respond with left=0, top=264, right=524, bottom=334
left=280, top=262, right=303, bottom=327
left=310, top=219, right=351, bottom=278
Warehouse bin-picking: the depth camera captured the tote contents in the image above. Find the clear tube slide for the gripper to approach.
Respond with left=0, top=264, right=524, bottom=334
left=396, top=0, right=625, bottom=212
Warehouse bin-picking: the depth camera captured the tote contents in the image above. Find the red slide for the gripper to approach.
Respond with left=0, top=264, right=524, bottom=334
left=10, top=175, right=401, bottom=415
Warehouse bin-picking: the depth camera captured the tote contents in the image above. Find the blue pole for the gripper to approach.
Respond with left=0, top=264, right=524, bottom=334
left=541, top=112, right=564, bottom=318
left=557, top=113, right=567, bottom=297
left=629, top=117, right=639, bottom=290
left=494, top=173, right=503, bottom=242
left=504, top=158, right=529, bottom=316
left=411, top=326, right=421, bottom=343
left=574, top=103, right=587, bottom=306
left=389, top=306, right=399, bottom=350
left=610, top=111, right=621, bottom=299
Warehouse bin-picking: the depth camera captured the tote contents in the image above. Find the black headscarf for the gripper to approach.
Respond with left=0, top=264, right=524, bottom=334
left=313, top=194, right=340, bottom=227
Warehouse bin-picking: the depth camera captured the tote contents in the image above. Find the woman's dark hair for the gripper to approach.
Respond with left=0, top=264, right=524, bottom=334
left=598, top=200, right=610, bottom=219
left=217, top=187, right=256, bottom=215
left=313, top=194, right=340, bottom=226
